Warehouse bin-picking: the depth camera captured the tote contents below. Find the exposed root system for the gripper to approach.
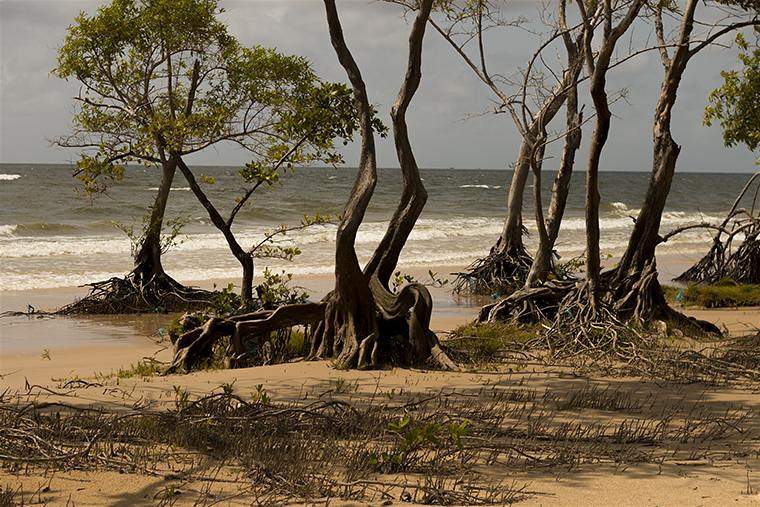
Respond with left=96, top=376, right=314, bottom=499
left=452, top=246, right=533, bottom=295
left=169, top=302, right=325, bottom=373
left=4, top=367, right=760, bottom=505
left=58, top=274, right=216, bottom=315
left=311, top=279, right=456, bottom=371
left=170, top=279, right=456, bottom=373
left=677, top=223, right=760, bottom=284
left=677, top=171, right=760, bottom=284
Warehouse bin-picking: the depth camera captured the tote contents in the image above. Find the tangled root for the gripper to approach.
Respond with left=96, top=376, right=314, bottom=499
left=477, top=280, right=573, bottom=323
left=168, top=303, right=325, bottom=373
left=678, top=228, right=760, bottom=285
left=452, top=246, right=533, bottom=296
left=58, top=274, right=216, bottom=315
left=169, top=278, right=457, bottom=373
left=311, top=279, right=457, bottom=371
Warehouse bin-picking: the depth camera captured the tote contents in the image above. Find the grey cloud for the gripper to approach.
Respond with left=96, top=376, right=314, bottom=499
left=0, top=0, right=756, bottom=173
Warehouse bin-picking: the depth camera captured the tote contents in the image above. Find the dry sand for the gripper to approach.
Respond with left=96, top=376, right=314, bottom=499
left=3, top=359, right=760, bottom=506
left=2, top=260, right=760, bottom=505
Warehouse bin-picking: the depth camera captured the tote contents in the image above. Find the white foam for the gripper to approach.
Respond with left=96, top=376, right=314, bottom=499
left=0, top=212, right=726, bottom=260
left=459, top=184, right=501, bottom=189
left=147, top=187, right=192, bottom=191
left=0, top=210, right=727, bottom=290
left=0, top=225, right=17, bottom=236
left=0, top=174, right=21, bottom=181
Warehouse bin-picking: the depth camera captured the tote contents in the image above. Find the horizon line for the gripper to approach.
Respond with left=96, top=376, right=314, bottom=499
left=0, top=162, right=757, bottom=174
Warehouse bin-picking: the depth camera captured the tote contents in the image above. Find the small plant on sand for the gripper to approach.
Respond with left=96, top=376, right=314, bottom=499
left=40, top=349, right=51, bottom=361
left=117, top=359, right=165, bottom=379
left=330, top=377, right=359, bottom=394
left=220, top=381, right=236, bottom=396
left=446, top=321, right=538, bottom=365
left=368, top=415, right=470, bottom=473
left=250, top=384, right=270, bottom=405
left=173, top=386, right=190, bottom=410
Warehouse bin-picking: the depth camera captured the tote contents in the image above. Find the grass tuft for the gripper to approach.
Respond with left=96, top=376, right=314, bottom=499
left=445, top=321, right=538, bottom=365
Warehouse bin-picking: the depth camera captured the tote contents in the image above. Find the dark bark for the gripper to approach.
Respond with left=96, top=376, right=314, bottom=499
left=311, top=0, right=380, bottom=369
left=309, top=0, right=453, bottom=370
left=170, top=302, right=326, bottom=372
left=526, top=16, right=586, bottom=286
left=495, top=147, right=531, bottom=255
left=176, top=157, right=255, bottom=304
left=615, top=1, right=696, bottom=285
left=609, top=0, right=736, bottom=333
left=677, top=172, right=760, bottom=284
left=363, top=0, right=430, bottom=287
left=612, top=0, right=706, bottom=323
left=132, top=158, right=176, bottom=286
left=582, top=0, right=644, bottom=305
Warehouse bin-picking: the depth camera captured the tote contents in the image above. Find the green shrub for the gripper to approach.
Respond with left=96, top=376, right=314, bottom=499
left=446, top=321, right=538, bottom=363
left=118, top=360, right=165, bottom=379
left=664, top=283, right=760, bottom=308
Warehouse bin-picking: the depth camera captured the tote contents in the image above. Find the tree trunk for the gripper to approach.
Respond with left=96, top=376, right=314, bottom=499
left=176, top=157, right=255, bottom=305
left=362, top=0, right=429, bottom=287
left=494, top=146, right=531, bottom=255
left=310, top=0, right=454, bottom=370
left=613, top=0, right=698, bottom=321
left=526, top=47, right=584, bottom=286
left=311, top=0, right=381, bottom=368
left=132, top=158, right=176, bottom=286
left=581, top=0, right=644, bottom=303
left=584, top=72, right=610, bottom=302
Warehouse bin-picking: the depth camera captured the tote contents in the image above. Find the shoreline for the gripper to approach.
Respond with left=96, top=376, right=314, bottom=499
left=2, top=254, right=759, bottom=391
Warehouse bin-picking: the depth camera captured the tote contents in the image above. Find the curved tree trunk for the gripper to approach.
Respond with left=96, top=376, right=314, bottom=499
left=309, top=0, right=454, bottom=370
left=613, top=0, right=701, bottom=323
left=494, top=147, right=531, bottom=255
left=362, top=1, right=429, bottom=287
left=310, top=0, right=383, bottom=368
left=176, top=157, right=255, bottom=304
left=581, top=0, right=643, bottom=306
left=132, top=158, right=176, bottom=286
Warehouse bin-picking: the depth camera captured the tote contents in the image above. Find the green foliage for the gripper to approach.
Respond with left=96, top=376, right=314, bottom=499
left=250, top=384, right=270, bottom=404
left=390, top=269, right=449, bottom=293
left=554, top=254, right=584, bottom=280
left=704, top=33, right=760, bottom=155
left=368, top=415, right=470, bottom=473
left=449, top=321, right=538, bottom=365
left=208, top=283, right=243, bottom=314
left=55, top=0, right=379, bottom=197
left=255, top=268, right=309, bottom=310
left=172, top=385, right=190, bottom=410
left=117, top=359, right=165, bottom=379
left=452, top=321, right=537, bottom=344
left=250, top=214, right=333, bottom=264
left=114, top=214, right=188, bottom=257
left=665, top=282, right=760, bottom=308
left=330, top=377, right=359, bottom=394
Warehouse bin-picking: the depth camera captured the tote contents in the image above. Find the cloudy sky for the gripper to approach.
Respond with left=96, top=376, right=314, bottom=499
left=0, top=0, right=756, bottom=172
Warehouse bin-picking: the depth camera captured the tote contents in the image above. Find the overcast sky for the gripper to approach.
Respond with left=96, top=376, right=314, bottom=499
left=0, top=0, right=756, bottom=172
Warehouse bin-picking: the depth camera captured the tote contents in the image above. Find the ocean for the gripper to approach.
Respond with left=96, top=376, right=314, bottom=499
left=0, top=164, right=750, bottom=292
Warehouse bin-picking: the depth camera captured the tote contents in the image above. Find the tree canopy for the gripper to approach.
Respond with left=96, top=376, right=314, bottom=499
left=54, top=0, right=361, bottom=195
left=704, top=32, right=760, bottom=154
